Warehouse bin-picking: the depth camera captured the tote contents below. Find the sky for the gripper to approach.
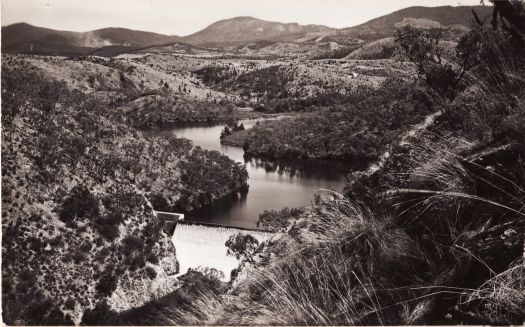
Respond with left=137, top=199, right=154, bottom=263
left=1, top=0, right=483, bottom=36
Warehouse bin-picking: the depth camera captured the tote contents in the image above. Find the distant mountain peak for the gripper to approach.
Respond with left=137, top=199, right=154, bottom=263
left=1, top=23, right=180, bottom=56
left=1, top=5, right=493, bottom=56
left=182, top=16, right=333, bottom=45
left=338, top=5, right=491, bottom=40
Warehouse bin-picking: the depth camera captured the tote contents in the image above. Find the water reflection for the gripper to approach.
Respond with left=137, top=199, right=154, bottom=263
left=148, top=117, right=366, bottom=228
left=244, top=155, right=365, bottom=181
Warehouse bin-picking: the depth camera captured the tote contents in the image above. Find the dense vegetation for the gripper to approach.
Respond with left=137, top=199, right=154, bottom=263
left=2, top=1, right=524, bottom=325
left=89, top=2, right=524, bottom=325
left=223, top=78, right=433, bottom=160
left=1, top=57, right=248, bottom=324
left=221, top=2, right=525, bottom=324
left=125, top=96, right=239, bottom=126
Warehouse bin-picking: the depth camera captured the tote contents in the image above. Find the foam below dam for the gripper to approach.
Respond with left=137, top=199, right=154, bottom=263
left=171, top=223, right=273, bottom=280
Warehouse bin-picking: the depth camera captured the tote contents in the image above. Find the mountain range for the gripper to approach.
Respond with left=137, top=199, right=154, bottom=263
left=1, top=5, right=492, bottom=56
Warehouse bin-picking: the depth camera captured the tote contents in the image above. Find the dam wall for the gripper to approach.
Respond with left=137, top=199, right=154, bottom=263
left=171, top=223, right=273, bottom=280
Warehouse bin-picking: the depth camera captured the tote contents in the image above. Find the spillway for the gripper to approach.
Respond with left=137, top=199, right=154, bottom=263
left=171, top=223, right=273, bottom=280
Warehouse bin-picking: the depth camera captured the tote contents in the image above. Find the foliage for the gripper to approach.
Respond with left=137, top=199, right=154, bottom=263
left=149, top=193, right=172, bottom=212
left=257, top=207, right=304, bottom=232
left=1, top=56, right=250, bottom=324
left=177, top=147, right=248, bottom=210
left=225, top=233, right=259, bottom=263
left=220, top=126, right=231, bottom=139
left=59, top=185, right=100, bottom=224
left=194, top=66, right=237, bottom=85
left=224, top=65, right=292, bottom=101
left=438, top=6, right=525, bottom=141
left=220, top=122, right=244, bottom=140
left=226, top=78, right=433, bottom=160
left=80, top=301, right=116, bottom=326
left=395, top=26, right=481, bottom=101
left=1, top=65, right=68, bottom=125
left=96, top=272, right=118, bottom=297
left=183, top=267, right=225, bottom=294
left=459, top=259, right=525, bottom=324
left=81, top=269, right=225, bottom=325
left=145, top=267, right=158, bottom=279
left=126, top=96, right=236, bottom=126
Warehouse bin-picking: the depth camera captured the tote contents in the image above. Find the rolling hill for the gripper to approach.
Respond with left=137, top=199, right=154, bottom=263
left=1, top=5, right=493, bottom=56
left=336, top=5, right=492, bottom=41
left=1, top=23, right=180, bottom=56
left=181, top=16, right=334, bottom=46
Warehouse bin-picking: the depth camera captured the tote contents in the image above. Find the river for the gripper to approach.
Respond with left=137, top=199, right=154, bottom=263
left=152, top=117, right=364, bottom=228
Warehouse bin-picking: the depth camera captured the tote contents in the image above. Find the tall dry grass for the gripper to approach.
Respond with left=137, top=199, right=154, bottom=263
left=227, top=198, right=434, bottom=325
left=219, top=134, right=524, bottom=324
left=448, top=27, right=525, bottom=141
left=459, top=258, right=525, bottom=324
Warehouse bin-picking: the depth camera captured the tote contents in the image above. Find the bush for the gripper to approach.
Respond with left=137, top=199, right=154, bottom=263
left=94, top=212, right=123, bottom=241
left=225, top=233, right=259, bottom=263
left=96, top=273, right=118, bottom=297
left=240, top=198, right=432, bottom=325
left=145, top=267, right=157, bottom=279
left=81, top=301, right=119, bottom=326
left=257, top=207, right=304, bottom=231
left=59, top=185, right=99, bottom=224
left=149, top=193, right=171, bottom=212
left=122, top=235, right=144, bottom=254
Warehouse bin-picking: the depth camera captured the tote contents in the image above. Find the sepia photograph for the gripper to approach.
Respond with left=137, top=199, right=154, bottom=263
left=1, top=0, right=524, bottom=325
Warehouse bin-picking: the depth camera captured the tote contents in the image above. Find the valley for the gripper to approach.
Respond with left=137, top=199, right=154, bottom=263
left=1, top=2, right=524, bottom=326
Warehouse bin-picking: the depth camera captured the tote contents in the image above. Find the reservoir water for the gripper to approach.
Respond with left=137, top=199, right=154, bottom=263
left=152, top=117, right=363, bottom=228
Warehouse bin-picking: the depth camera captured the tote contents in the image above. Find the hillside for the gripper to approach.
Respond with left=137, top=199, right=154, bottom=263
left=337, top=5, right=492, bottom=41
left=85, top=3, right=525, bottom=324
left=181, top=16, right=334, bottom=45
left=1, top=6, right=493, bottom=56
left=2, top=1, right=524, bottom=325
left=1, top=23, right=180, bottom=56
left=1, top=55, right=249, bottom=324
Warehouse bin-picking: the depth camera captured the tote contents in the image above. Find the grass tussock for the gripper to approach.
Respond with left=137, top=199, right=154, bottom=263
left=460, top=259, right=525, bottom=324
left=214, top=5, right=525, bottom=325
left=227, top=198, right=434, bottom=325
left=153, top=8, right=525, bottom=324
left=220, top=132, right=525, bottom=325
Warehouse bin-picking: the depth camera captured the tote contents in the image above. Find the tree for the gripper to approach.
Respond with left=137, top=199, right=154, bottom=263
left=484, top=0, right=525, bottom=45
left=232, top=123, right=245, bottom=132
left=96, top=273, right=118, bottom=297
left=395, top=26, right=481, bottom=102
left=226, top=104, right=235, bottom=117
left=59, top=185, right=100, bottom=224
left=220, top=126, right=231, bottom=139
left=225, top=233, right=259, bottom=263
left=149, top=193, right=171, bottom=211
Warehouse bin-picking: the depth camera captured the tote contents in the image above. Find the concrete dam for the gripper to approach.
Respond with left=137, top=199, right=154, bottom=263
left=155, top=211, right=273, bottom=280
left=172, top=222, right=273, bottom=280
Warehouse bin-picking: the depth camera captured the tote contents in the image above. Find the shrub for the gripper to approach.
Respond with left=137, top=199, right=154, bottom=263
left=238, top=198, right=432, bottom=325
left=122, top=235, right=144, bottom=255
left=145, top=267, right=157, bottom=279
left=459, top=259, right=525, bottom=324
left=257, top=207, right=304, bottom=231
left=81, top=301, right=119, bottom=326
left=225, top=233, right=259, bottom=263
left=94, top=214, right=122, bottom=241
left=149, top=193, right=171, bottom=212
left=96, top=273, right=118, bottom=297
left=59, top=185, right=99, bottom=224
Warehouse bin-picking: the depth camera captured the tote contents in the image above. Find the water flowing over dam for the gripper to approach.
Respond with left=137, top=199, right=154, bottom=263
left=171, top=222, right=273, bottom=280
